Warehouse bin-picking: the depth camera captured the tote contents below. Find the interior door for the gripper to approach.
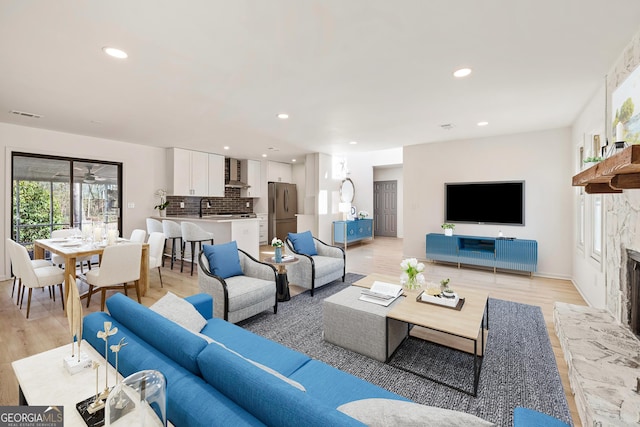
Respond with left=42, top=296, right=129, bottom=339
left=374, top=180, right=397, bottom=237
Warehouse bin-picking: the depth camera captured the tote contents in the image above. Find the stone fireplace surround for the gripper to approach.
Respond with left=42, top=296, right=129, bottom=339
left=626, top=249, right=640, bottom=338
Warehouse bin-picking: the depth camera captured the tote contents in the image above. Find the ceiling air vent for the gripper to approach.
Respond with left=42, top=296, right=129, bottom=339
left=440, top=123, right=454, bottom=130
left=10, top=110, right=42, bottom=119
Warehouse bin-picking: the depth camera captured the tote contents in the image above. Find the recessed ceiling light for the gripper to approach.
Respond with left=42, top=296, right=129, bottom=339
left=262, top=154, right=267, bottom=158
left=277, top=113, right=289, bottom=119
left=349, top=141, right=358, bottom=145
left=477, top=121, right=489, bottom=126
left=453, top=68, right=472, bottom=78
left=223, top=146, right=230, bottom=150
left=102, top=46, right=128, bottom=59
left=292, top=159, right=296, bottom=162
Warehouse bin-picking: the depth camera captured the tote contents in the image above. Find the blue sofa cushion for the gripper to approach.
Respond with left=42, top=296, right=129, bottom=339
left=513, top=407, right=570, bottom=427
left=289, top=360, right=409, bottom=407
left=203, top=241, right=244, bottom=279
left=200, top=318, right=310, bottom=376
left=105, top=293, right=207, bottom=376
left=83, top=312, right=265, bottom=427
left=197, top=343, right=365, bottom=427
left=288, top=230, right=317, bottom=256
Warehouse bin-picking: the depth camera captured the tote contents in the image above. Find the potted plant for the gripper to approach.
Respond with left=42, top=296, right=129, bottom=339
left=440, top=278, right=455, bottom=297
left=441, top=223, right=455, bottom=236
left=154, top=189, right=169, bottom=217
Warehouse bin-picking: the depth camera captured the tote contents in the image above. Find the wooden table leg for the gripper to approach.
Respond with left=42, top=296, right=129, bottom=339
left=140, top=246, right=149, bottom=296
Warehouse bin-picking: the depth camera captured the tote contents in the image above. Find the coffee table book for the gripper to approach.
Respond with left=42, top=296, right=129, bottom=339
left=358, top=281, right=403, bottom=306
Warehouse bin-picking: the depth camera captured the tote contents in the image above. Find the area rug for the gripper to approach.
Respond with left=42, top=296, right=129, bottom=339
left=238, top=273, right=573, bottom=427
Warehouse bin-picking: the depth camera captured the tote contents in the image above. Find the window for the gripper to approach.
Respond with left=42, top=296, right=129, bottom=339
left=12, top=153, right=122, bottom=250
left=578, top=192, right=585, bottom=248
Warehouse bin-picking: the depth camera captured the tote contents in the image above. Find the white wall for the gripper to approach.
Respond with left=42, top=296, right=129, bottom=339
left=571, top=84, right=607, bottom=308
left=403, top=128, right=574, bottom=278
left=1, top=122, right=167, bottom=279
left=373, top=166, right=404, bottom=238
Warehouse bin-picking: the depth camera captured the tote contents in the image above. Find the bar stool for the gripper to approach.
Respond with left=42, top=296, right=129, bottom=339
left=180, top=222, right=214, bottom=276
left=162, top=220, right=182, bottom=270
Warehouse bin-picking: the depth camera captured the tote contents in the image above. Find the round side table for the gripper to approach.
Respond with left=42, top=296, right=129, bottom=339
left=264, top=255, right=299, bottom=302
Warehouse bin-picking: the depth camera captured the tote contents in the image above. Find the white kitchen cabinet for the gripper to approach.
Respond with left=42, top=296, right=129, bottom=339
left=257, top=213, right=268, bottom=245
left=208, top=153, right=225, bottom=197
left=267, top=161, right=292, bottom=183
left=240, top=159, right=261, bottom=197
left=168, top=148, right=224, bottom=197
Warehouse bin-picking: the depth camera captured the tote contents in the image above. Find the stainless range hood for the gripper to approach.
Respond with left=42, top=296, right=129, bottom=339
left=225, top=158, right=250, bottom=188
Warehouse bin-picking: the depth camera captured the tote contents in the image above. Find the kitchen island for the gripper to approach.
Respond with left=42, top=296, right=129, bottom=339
left=152, top=215, right=260, bottom=260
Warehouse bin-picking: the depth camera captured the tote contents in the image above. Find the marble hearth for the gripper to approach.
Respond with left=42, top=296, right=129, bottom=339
left=554, top=302, right=640, bottom=426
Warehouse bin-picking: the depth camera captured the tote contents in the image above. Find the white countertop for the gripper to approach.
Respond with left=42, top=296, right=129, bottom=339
left=153, top=215, right=259, bottom=223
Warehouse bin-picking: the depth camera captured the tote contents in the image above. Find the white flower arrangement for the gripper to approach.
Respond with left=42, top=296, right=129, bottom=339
left=154, top=189, right=169, bottom=210
left=358, top=210, right=369, bottom=219
left=271, top=237, right=283, bottom=248
left=400, top=258, right=425, bottom=290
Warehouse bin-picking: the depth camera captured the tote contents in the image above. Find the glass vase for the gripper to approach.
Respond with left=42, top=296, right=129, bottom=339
left=405, top=275, right=420, bottom=291
left=275, top=246, right=282, bottom=263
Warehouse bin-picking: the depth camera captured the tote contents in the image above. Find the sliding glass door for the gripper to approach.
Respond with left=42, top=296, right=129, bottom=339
left=11, top=153, right=122, bottom=251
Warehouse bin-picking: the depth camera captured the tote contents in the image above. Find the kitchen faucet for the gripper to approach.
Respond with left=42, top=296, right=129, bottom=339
left=199, top=198, right=212, bottom=218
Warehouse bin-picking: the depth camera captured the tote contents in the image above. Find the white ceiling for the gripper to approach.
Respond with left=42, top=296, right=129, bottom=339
left=2, top=1, right=640, bottom=163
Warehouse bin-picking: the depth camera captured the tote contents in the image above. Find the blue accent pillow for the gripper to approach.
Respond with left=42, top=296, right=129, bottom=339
left=288, top=231, right=317, bottom=256
left=203, top=241, right=244, bottom=279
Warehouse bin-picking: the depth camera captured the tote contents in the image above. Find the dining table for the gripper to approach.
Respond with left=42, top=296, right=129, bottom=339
left=33, top=237, right=150, bottom=308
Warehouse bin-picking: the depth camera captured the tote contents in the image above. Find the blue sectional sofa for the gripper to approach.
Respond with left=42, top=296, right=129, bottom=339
left=82, top=293, right=408, bottom=426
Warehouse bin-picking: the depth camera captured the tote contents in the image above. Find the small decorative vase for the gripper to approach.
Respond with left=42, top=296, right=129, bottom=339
left=444, top=229, right=453, bottom=236
left=275, top=246, right=282, bottom=263
left=159, top=209, right=166, bottom=218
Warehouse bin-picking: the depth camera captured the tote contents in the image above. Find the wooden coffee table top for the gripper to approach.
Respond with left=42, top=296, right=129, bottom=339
left=354, top=273, right=489, bottom=341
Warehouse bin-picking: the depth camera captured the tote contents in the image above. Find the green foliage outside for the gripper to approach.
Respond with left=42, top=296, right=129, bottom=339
left=13, top=180, right=67, bottom=248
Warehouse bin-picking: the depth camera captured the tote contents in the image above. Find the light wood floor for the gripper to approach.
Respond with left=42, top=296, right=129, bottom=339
left=0, top=237, right=585, bottom=425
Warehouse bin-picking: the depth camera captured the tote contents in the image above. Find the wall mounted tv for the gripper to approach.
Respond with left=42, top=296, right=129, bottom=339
left=445, top=181, right=525, bottom=226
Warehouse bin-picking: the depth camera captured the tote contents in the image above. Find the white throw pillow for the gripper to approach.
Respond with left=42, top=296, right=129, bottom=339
left=150, top=291, right=207, bottom=333
left=338, top=399, right=494, bottom=427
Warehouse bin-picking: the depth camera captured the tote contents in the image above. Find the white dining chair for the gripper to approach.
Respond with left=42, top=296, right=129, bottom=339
left=6, top=238, right=54, bottom=304
left=51, top=228, right=92, bottom=272
left=129, top=229, right=147, bottom=243
left=181, top=222, right=214, bottom=276
left=147, top=232, right=166, bottom=287
left=85, top=243, right=143, bottom=311
left=162, top=220, right=182, bottom=270
left=7, top=239, right=65, bottom=318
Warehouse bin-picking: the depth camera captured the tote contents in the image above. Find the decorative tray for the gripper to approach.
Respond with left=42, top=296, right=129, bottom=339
left=416, top=291, right=465, bottom=311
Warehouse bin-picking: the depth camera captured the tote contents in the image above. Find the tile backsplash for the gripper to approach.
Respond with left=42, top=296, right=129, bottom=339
left=165, top=188, right=253, bottom=216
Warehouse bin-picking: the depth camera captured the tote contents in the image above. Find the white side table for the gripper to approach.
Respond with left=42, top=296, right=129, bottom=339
left=12, top=340, right=118, bottom=427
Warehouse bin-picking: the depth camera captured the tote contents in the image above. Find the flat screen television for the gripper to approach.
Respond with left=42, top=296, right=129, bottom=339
left=445, top=181, right=525, bottom=225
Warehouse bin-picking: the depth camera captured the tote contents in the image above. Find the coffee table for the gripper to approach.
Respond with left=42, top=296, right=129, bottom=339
left=352, top=273, right=489, bottom=396
left=386, top=285, right=489, bottom=396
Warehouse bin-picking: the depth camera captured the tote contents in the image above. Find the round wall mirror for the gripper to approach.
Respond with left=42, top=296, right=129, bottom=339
left=340, top=178, right=355, bottom=203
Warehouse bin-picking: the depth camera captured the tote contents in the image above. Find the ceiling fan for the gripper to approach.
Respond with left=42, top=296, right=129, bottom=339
left=82, top=165, right=106, bottom=184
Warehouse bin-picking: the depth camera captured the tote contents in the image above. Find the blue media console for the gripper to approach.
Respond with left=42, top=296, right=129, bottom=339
left=425, top=233, right=537, bottom=274
left=333, top=219, right=374, bottom=248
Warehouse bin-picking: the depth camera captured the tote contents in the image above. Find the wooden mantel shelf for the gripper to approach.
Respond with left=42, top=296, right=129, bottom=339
left=572, top=145, right=640, bottom=194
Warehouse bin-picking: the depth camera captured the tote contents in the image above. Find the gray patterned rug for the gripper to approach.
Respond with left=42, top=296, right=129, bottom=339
left=238, top=273, right=572, bottom=426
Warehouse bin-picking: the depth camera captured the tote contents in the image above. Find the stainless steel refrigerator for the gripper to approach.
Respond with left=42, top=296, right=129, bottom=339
left=268, top=182, right=298, bottom=242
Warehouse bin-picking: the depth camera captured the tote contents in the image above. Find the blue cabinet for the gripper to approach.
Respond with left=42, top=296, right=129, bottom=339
left=426, top=233, right=537, bottom=274
left=333, top=219, right=373, bottom=248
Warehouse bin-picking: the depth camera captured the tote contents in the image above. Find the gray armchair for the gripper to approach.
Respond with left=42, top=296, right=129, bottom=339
left=285, top=236, right=345, bottom=296
left=198, top=248, right=277, bottom=323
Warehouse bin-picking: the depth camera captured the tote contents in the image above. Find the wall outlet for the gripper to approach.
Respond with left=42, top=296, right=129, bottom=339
left=127, top=202, right=135, bottom=209
left=180, top=202, right=185, bottom=208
